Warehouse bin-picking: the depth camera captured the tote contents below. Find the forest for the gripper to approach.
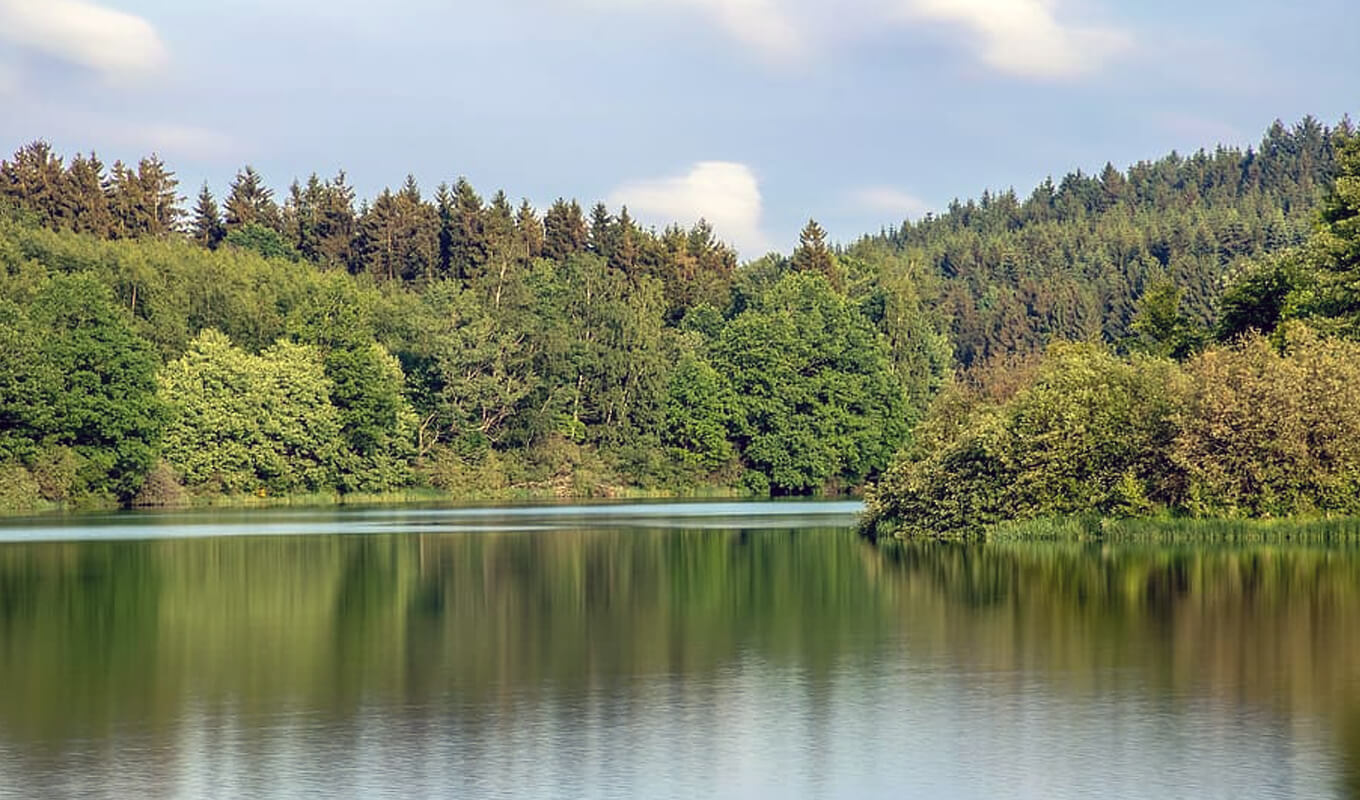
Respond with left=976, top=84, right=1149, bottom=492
left=0, top=115, right=1353, bottom=520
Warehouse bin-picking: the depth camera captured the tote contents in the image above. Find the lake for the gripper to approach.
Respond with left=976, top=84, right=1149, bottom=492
left=1, top=501, right=1358, bottom=799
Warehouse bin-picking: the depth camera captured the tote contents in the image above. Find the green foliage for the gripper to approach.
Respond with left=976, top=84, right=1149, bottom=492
left=21, top=275, right=165, bottom=500
left=715, top=273, right=910, bottom=493
left=867, top=327, right=1360, bottom=537
left=159, top=330, right=345, bottom=495
left=224, top=222, right=300, bottom=261
left=324, top=343, right=418, bottom=492
left=865, top=343, right=1187, bottom=536
left=1174, top=326, right=1360, bottom=516
left=661, top=353, right=735, bottom=474
left=1129, top=278, right=1205, bottom=359
left=865, top=117, right=1342, bottom=364
left=3, top=118, right=1350, bottom=512
left=1215, top=253, right=1303, bottom=340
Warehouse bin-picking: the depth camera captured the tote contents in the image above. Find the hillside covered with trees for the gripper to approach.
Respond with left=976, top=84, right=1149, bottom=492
left=0, top=115, right=1350, bottom=515
left=865, top=121, right=1360, bottom=537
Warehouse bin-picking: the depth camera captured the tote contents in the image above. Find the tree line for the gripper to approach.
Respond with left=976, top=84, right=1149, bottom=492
left=865, top=124, right=1360, bottom=537
left=0, top=115, right=1351, bottom=515
left=0, top=144, right=949, bottom=511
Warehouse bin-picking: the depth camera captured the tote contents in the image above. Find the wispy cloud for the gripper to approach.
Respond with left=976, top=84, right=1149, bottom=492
left=849, top=185, right=930, bottom=220
left=610, top=161, right=771, bottom=256
left=580, top=0, right=1130, bottom=79
left=899, top=0, right=1131, bottom=79
left=0, top=0, right=168, bottom=84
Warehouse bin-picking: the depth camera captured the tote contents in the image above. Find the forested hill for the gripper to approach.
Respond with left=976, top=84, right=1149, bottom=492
left=853, top=116, right=1347, bottom=365
left=0, top=115, right=1349, bottom=512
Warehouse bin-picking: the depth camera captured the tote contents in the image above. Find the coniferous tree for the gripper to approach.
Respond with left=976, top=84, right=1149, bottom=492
left=588, top=202, right=615, bottom=261
left=105, top=160, right=146, bottom=239
left=63, top=153, right=113, bottom=237
left=543, top=199, right=587, bottom=260
left=315, top=172, right=357, bottom=271
left=435, top=182, right=455, bottom=278
left=225, top=166, right=280, bottom=232
left=137, top=155, right=181, bottom=236
left=515, top=199, right=544, bottom=260
left=355, top=178, right=437, bottom=282
left=448, top=177, right=489, bottom=280
left=792, top=219, right=840, bottom=289
left=0, top=141, right=66, bottom=228
left=191, top=184, right=226, bottom=249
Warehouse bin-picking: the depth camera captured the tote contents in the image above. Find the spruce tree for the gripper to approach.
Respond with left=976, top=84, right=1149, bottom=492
left=449, top=177, right=489, bottom=280
left=225, top=166, right=280, bottom=232
left=63, top=153, right=113, bottom=237
left=315, top=172, right=356, bottom=271
left=0, top=141, right=66, bottom=228
left=516, top=199, right=544, bottom=260
left=792, top=219, right=840, bottom=289
left=136, top=155, right=181, bottom=235
left=543, top=199, right=587, bottom=261
left=191, top=183, right=226, bottom=249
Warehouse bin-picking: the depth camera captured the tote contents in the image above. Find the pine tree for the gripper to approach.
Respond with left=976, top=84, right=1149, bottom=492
left=0, top=141, right=67, bottom=228
left=137, top=155, right=181, bottom=235
left=516, top=199, right=543, bottom=261
left=225, top=166, right=280, bottom=232
left=613, top=206, right=640, bottom=273
left=589, top=202, right=615, bottom=260
left=543, top=198, right=587, bottom=261
left=191, top=183, right=225, bottom=248
left=448, top=177, right=489, bottom=280
left=105, top=160, right=147, bottom=239
left=792, top=219, right=840, bottom=289
left=486, top=190, right=515, bottom=258
left=315, top=172, right=356, bottom=271
left=63, top=153, right=113, bottom=237
left=435, top=182, right=455, bottom=278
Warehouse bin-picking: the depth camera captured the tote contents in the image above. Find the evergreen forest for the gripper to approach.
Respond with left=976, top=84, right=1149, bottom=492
left=0, top=115, right=1355, bottom=526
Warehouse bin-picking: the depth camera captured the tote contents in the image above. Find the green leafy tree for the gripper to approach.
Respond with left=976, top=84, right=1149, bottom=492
left=159, top=330, right=343, bottom=494
left=715, top=272, right=909, bottom=493
left=24, top=276, right=165, bottom=500
left=1129, top=278, right=1204, bottom=359
left=661, top=352, right=734, bottom=474
left=225, top=222, right=300, bottom=261
left=1173, top=326, right=1360, bottom=516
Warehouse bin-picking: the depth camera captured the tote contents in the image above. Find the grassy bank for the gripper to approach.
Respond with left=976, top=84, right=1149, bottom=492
left=0, top=483, right=756, bottom=519
left=868, top=514, right=1360, bottom=544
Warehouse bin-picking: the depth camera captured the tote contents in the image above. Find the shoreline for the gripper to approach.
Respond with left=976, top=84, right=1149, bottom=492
left=867, top=514, right=1360, bottom=543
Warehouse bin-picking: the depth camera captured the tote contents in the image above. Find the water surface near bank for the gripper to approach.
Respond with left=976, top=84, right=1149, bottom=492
left=1, top=503, right=1358, bottom=799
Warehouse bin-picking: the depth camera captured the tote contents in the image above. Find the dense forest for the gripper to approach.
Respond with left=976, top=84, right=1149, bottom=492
left=866, top=122, right=1360, bottom=537
left=0, top=115, right=1352, bottom=515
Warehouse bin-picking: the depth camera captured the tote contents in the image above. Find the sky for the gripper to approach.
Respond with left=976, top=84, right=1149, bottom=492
left=0, top=0, right=1355, bottom=257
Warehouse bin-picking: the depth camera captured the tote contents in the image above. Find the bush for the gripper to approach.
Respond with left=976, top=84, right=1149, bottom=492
left=1173, top=325, right=1360, bottom=516
left=0, top=463, right=41, bottom=514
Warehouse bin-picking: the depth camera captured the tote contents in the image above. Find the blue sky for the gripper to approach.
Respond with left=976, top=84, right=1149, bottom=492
left=0, top=0, right=1354, bottom=256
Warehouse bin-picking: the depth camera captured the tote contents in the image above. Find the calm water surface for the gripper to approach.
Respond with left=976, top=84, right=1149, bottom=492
left=1, top=501, right=1358, bottom=799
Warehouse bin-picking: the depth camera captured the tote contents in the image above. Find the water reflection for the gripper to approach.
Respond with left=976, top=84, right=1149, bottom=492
left=0, top=509, right=1358, bottom=798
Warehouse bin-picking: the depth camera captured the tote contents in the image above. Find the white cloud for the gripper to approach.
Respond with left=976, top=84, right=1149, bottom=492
left=0, top=0, right=168, bottom=83
left=897, top=0, right=1130, bottom=79
left=610, top=161, right=771, bottom=257
left=849, top=185, right=930, bottom=219
left=581, top=0, right=1129, bottom=79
